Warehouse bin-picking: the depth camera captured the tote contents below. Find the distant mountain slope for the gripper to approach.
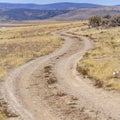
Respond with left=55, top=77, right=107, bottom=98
left=38, top=3, right=102, bottom=10
left=0, top=2, right=102, bottom=10
left=0, top=2, right=120, bottom=22
left=0, top=9, right=70, bottom=21
left=53, top=6, right=120, bottom=21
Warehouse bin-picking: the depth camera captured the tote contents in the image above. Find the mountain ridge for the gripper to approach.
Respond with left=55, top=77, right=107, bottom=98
left=0, top=2, right=120, bottom=22
left=0, top=9, right=71, bottom=21
left=53, top=6, right=120, bottom=21
left=0, top=2, right=103, bottom=10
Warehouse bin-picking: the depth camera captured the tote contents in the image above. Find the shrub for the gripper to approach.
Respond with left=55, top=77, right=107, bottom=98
left=109, top=15, right=120, bottom=27
left=103, top=14, right=111, bottom=19
left=89, top=16, right=102, bottom=27
left=101, top=18, right=110, bottom=27
left=89, top=14, right=120, bottom=28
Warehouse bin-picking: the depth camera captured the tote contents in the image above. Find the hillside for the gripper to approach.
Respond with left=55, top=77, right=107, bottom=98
left=0, top=2, right=120, bottom=21
left=0, top=9, right=70, bottom=21
left=0, top=2, right=102, bottom=10
left=53, top=6, right=120, bottom=21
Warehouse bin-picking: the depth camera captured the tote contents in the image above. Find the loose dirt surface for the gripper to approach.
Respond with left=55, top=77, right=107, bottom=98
left=1, top=31, right=120, bottom=120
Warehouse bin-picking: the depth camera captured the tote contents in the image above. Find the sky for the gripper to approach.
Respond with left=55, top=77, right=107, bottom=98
left=0, top=0, right=120, bottom=5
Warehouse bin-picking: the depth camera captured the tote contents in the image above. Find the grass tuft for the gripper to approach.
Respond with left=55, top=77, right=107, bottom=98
left=70, top=25, right=120, bottom=90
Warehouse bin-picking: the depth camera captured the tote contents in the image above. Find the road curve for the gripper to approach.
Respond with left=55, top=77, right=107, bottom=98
left=2, top=31, right=120, bottom=120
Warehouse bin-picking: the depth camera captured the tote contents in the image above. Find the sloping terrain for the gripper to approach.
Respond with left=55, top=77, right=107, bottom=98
left=0, top=9, right=70, bottom=21
left=53, top=6, right=120, bottom=20
left=0, top=3, right=120, bottom=21
left=0, top=2, right=102, bottom=10
left=0, top=2, right=103, bottom=22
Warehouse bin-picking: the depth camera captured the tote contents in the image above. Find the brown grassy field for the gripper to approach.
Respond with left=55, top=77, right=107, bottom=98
left=0, top=25, right=62, bottom=79
left=69, top=25, right=120, bottom=90
left=0, top=21, right=82, bottom=79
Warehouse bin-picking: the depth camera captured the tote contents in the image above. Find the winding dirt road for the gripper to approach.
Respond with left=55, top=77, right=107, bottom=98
left=2, top=31, right=120, bottom=120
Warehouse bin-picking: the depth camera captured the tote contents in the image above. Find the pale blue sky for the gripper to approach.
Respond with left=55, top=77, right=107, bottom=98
left=0, top=0, right=119, bottom=5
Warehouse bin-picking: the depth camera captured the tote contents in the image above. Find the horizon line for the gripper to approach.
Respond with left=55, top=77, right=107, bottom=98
left=0, top=2, right=118, bottom=6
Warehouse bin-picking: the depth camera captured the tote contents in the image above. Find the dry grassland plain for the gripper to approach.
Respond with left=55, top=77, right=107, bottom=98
left=69, top=25, right=120, bottom=90
left=0, top=20, right=119, bottom=119
left=0, top=25, right=61, bottom=79
left=0, top=22, right=81, bottom=79
left=0, top=21, right=85, bottom=119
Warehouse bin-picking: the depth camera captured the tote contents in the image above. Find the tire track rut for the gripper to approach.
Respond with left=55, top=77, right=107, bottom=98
left=2, top=31, right=120, bottom=120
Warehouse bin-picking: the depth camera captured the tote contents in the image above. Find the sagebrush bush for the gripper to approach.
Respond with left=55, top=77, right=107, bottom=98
left=89, top=16, right=101, bottom=27
left=89, top=14, right=120, bottom=28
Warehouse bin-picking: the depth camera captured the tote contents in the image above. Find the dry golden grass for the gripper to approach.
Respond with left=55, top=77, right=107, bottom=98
left=0, top=21, right=87, bottom=75
left=0, top=21, right=86, bottom=79
left=0, top=25, right=62, bottom=79
left=0, top=113, right=7, bottom=120
left=69, top=25, right=120, bottom=90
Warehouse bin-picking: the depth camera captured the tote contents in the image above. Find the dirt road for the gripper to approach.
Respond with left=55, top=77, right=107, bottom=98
left=2, top=31, right=120, bottom=120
